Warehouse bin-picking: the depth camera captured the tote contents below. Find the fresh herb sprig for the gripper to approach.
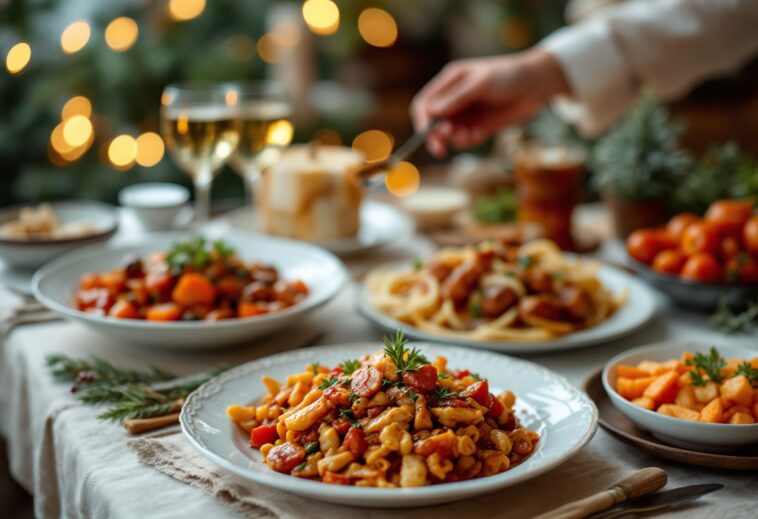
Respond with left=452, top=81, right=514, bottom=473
left=735, top=362, right=758, bottom=388
left=685, top=347, right=726, bottom=386
left=431, top=387, right=456, bottom=400
left=383, top=331, right=429, bottom=374
left=47, top=354, right=228, bottom=422
left=318, top=377, right=339, bottom=390
left=710, top=298, right=758, bottom=334
left=166, top=237, right=236, bottom=273
left=340, top=359, right=360, bottom=375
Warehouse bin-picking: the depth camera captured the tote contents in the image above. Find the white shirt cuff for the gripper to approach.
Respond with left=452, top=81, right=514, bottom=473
left=540, top=20, right=639, bottom=137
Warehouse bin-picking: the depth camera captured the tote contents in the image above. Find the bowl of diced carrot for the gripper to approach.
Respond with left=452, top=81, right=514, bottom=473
left=603, top=341, right=758, bottom=452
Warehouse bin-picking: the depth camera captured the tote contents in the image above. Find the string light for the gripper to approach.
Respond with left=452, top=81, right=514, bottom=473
left=5, top=42, right=31, bottom=74
left=269, top=120, right=294, bottom=147
left=168, top=0, right=206, bottom=22
left=61, top=96, right=92, bottom=120
left=358, top=8, right=398, bottom=48
left=61, top=20, right=91, bottom=54
left=108, top=135, right=138, bottom=169
left=256, top=33, right=281, bottom=64
left=50, top=123, right=74, bottom=155
left=62, top=115, right=93, bottom=147
left=302, top=0, right=339, bottom=36
left=385, top=161, right=420, bottom=197
left=352, top=130, right=394, bottom=162
left=105, top=17, right=139, bottom=52
left=135, top=132, right=165, bottom=167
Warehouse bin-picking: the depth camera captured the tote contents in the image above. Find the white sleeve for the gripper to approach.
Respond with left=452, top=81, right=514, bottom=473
left=540, top=0, right=758, bottom=137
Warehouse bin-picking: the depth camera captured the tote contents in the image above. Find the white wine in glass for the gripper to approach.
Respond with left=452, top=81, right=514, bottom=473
left=225, top=82, right=293, bottom=205
left=160, top=84, right=240, bottom=223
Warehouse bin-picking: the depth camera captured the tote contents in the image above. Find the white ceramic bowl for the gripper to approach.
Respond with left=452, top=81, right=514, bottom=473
left=119, top=183, right=190, bottom=231
left=0, top=201, right=118, bottom=270
left=182, top=342, right=598, bottom=507
left=32, top=231, right=347, bottom=349
left=398, top=186, right=470, bottom=231
left=603, top=341, right=758, bottom=452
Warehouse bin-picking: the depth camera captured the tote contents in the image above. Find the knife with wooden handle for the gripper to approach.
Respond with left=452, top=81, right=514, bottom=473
left=533, top=467, right=668, bottom=519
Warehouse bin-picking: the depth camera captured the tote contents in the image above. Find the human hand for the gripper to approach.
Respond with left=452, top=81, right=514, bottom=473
left=411, top=48, right=570, bottom=157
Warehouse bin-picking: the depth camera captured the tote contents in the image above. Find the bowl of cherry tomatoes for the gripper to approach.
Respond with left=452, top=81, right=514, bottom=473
left=626, top=199, right=758, bottom=310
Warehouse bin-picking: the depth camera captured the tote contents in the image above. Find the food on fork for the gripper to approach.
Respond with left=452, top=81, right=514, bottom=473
left=367, top=239, right=626, bottom=342
left=614, top=347, right=758, bottom=424
left=74, top=237, right=308, bottom=321
left=226, top=332, right=539, bottom=486
left=1, top=203, right=97, bottom=240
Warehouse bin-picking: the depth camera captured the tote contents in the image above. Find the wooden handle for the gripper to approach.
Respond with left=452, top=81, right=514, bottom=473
left=533, top=467, right=667, bottom=519
left=124, top=413, right=180, bottom=434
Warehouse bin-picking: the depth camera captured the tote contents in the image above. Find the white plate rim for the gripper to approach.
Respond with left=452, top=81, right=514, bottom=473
left=180, top=342, right=598, bottom=506
left=31, top=230, right=348, bottom=331
left=355, top=262, right=658, bottom=354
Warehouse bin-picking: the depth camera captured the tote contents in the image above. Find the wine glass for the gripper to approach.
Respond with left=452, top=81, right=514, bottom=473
left=160, top=83, right=240, bottom=223
left=223, top=81, right=294, bottom=207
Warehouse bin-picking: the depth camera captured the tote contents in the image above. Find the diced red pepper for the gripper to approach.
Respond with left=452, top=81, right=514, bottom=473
left=323, top=471, right=351, bottom=485
left=250, top=424, right=278, bottom=448
left=462, top=380, right=490, bottom=407
left=453, top=369, right=470, bottom=379
left=487, top=394, right=505, bottom=418
left=343, top=427, right=368, bottom=457
left=331, top=419, right=350, bottom=436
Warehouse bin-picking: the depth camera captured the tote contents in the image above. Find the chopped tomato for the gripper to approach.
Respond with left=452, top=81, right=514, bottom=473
left=204, top=308, right=234, bottom=321
left=76, top=288, right=114, bottom=312
left=652, top=249, right=687, bottom=275
left=250, top=424, right=278, bottom=448
left=145, top=303, right=183, bottom=321
left=216, top=276, right=246, bottom=300
left=79, top=273, right=102, bottom=290
left=413, top=431, right=456, bottom=458
left=402, top=365, right=438, bottom=394
left=681, top=252, right=723, bottom=283
left=238, top=301, right=268, bottom=318
left=323, top=471, right=351, bottom=485
left=453, top=369, right=470, bottom=379
left=343, top=427, right=368, bottom=457
left=487, top=395, right=505, bottom=418
left=172, top=273, right=217, bottom=306
left=331, top=419, right=350, bottom=436
left=462, top=379, right=490, bottom=407
left=100, top=271, right=127, bottom=295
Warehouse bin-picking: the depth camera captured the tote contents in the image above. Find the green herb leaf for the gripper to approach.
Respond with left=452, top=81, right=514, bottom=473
left=518, top=255, right=534, bottom=268
left=431, top=387, right=456, bottom=400
left=710, top=298, right=758, bottom=334
left=469, top=299, right=482, bottom=319
left=735, top=361, right=758, bottom=388
left=686, top=347, right=726, bottom=385
left=305, top=442, right=320, bottom=455
left=382, top=331, right=429, bottom=374
left=318, top=377, right=339, bottom=390
left=338, top=408, right=355, bottom=420
left=473, top=189, right=516, bottom=223
left=412, top=259, right=423, bottom=271
left=438, top=373, right=451, bottom=380
left=294, top=461, right=307, bottom=471
left=340, top=359, right=360, bottom=375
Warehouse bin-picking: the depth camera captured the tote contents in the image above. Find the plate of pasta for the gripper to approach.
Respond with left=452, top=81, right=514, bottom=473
left=181, top=334, right=597, bottom=507
left=358, top=239, right=657, bottom=353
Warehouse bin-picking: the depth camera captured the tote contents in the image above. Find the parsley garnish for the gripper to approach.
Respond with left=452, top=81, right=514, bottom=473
left=381, top=378, right=393, bottom=387
left=338, top=408, right=355, bottom=420
left=304, top=442, right=320, bottom=455
left=403, top=388, right=419, bottom=402
left=518, top=255, right=534, bottom=268
left=431, top=387, right=456, bottom=400
left=470, top=372, right=482, bottom=381
left=311, top=363, right=321, bottom=376
left=438, top=373, right=451, bottom=380
left=735, top=361, right=758, bottom=388
left=318, top=377, right=339, bottom=390
left=348, top=391, right=360, bottom=403
left=469, top=299, right=483, bottom=319
left=340, top=359, right=360, bottom=375
left=383, top=331, right=429, bottom=374
left=167, top=237, right=236, bottom=272
left=686, top=347, right=726, bottom=386
left=412, top=259, right=423, bottom=271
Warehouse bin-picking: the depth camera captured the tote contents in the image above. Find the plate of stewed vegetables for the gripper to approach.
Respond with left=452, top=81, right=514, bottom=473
left=32, top=231, right=347, bottom=348
left=180, top=332, right=598, bottom=507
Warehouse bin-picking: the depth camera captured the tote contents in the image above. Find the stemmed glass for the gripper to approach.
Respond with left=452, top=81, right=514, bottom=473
left=160, top=83, right=240, bottom=223
left=223, top=81, right=294, bottom=207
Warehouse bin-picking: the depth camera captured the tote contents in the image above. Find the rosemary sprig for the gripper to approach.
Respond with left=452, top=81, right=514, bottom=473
left=710, top=298, right=758, bottom=334
left=340, top=359, right=360, bottom=375
left=431, top=387, right=456, bottom=400
left=46, top=355, right=176, bottom=387
left=318, top=376, right=339, bottom=390
left=383, top=331, right=429, bottom=374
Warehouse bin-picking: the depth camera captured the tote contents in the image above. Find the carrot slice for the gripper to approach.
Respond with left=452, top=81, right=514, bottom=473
left=172, top=273, right=217, bottom=306
left=616, top=364, right=651, bottom=379
left=643, top=371, right=679, bottom=404
left=616, top=376, right=657, bottom=400
left=146, top=303, right=183, bottom=321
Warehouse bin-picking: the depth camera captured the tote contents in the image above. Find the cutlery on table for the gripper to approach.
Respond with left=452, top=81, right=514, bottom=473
left=588, top=483, right=724, bottom=518
left=354, top=118, right=439, bottom=188
left=534, top=467, right=668, bottom=519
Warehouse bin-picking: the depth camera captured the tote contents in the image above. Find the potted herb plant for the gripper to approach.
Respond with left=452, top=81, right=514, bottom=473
left=593, top=93, right=691, bottom=237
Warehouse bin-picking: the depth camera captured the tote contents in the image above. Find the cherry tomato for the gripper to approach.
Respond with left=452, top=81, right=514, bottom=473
left=726, top=255, right=758, bottom=284
left=250, top=424, right=278, bottom=448
left=680, top=222, right=721, bottom=256
left=626, top=230, right=665, bottom=264
left=666, top=213, right=699, bottom=241
left=462, top=380, right=490, bottom=407
left=744, top=216, right=758, bottom=254
left=681, top=252, right=723, bottom=284
left=652, top=250, right=688, bottom=275
left=705, top=199, right=754, bottom=226
left=487, top=395, right=505, bottom=418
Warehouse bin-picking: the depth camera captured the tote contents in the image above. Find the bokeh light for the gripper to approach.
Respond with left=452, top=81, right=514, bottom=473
left=108, top=135, right=138, bottom=168
left=313, top=128, right=342, bottom=146
left=224, top=34, right=256, bottom=62
left=61, top=21, right=91, bottom=54
left=62, top=115, right=93, bottom=147
left=256, top=33, right=281, bottom=64
left=269, top=120, right=294, bottom=146
left=61, top=96, right=92, bottom=120
left=385, top=161, right=420, bottom=197
left=60, top=132, right=94, bottom=162
left=51, top=123, right=74, bottom=154
left=135, top=132, right=165, bottom=167
left=302, top=0, right=340, bottom=36
left=358, top=8, right=398, bottom=48
left=168, top=0, right=206, bottom=22
left=5, top=42, right=31, bottom=74
left=352, top=130, right=394, bottom=162
left=270, top=21, right=302, bottom=48
left=105, top=17, right=139, bottom=52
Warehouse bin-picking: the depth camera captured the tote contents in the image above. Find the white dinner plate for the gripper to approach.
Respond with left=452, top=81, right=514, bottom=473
left=356, top=262, right=657, bottom=354
left=181, top=342, right=598, bottom=508
left=226, top=200, right=415, bottom=256
left=32, top=231, right=347, bottom=349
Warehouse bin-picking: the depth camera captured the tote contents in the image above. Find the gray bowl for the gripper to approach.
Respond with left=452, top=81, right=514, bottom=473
left=629, top=258, right=758, bottom=311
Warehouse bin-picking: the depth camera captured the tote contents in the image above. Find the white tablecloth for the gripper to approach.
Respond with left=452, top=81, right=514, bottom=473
left=1, top=210, right=756, bottom=518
